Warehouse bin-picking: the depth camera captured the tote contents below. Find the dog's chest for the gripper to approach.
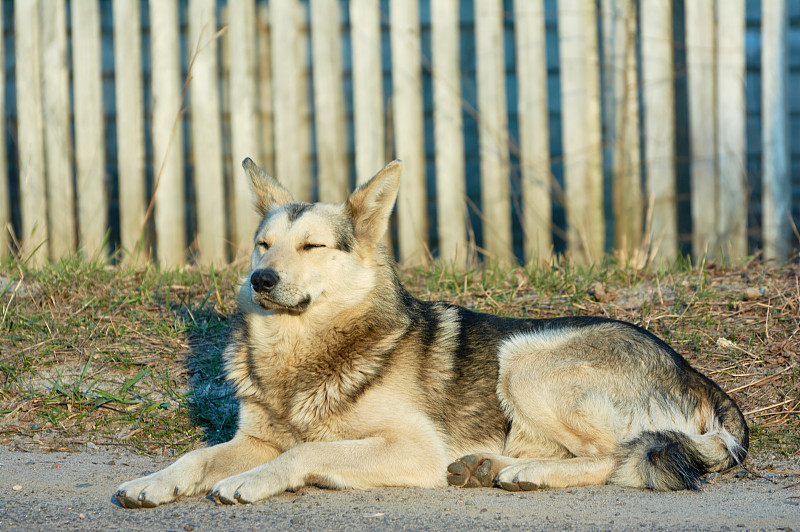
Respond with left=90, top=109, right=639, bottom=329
left=247, top=330, right=387, bottom=438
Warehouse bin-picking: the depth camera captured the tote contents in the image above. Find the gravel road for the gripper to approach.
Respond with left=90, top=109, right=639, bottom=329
left=1, top=446, right=798, bottom=531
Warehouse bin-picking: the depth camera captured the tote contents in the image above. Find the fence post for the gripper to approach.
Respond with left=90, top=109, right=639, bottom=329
left=72, top=0, right=107, bottom=261
left=761, top=0, right=791, bottom=262
left=150, top=0, right=186, bottom=267
left=113, top=0, right=147, bottom=261
left=188, top=0, right=226, bottom=265
left=15, top=0, right=48, bottom=265
left=514, top=0, right=552, bottom=264
left=558, top=0, right=604, bottom=264
left=641, top=0, right=677, bottom=265
left=41, top=0, right=75, bottom=260
left=475, top=0, right=512, bottom=263
left=716, top=0, right=747, bottom=261
left=685, top=0, right=716, bottom=261
left=270, top=0, right=311, bottom=200
left=602, top=0, right=642, bottom=263
left=391, top=0, right=427, bottom=264
left=432, top=0, right=468, bottom=267
left=310, top=0, right=349, bottom=205
left=350, top=0, right=385, bottom=187
left=228, top=0, right=261, bottom=254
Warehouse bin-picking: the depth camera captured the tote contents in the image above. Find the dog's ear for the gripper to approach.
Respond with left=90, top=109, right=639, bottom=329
left=345, top=160, right=401, bottom=247
left=242, top=158, right=294, bottom=215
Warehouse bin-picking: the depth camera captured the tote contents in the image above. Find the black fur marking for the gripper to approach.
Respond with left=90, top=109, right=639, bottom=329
left=332, top=217, right=355, bottom=253
left=285, top=202, right=313, bottom=223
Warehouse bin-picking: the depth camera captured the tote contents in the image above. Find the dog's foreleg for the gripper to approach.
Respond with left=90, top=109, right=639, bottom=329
left=115, top=434, right=280, bottom=508
left=211, top=436, right=446, bottom=504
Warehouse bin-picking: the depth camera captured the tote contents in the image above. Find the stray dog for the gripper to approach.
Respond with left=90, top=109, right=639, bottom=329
left=116, top=159, right=747, bottom=508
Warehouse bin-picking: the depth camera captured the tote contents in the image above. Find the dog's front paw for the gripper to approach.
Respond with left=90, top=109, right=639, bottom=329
left=209, top=468, right=289, bottom=505
left=115, top=474, right=182, bottom=508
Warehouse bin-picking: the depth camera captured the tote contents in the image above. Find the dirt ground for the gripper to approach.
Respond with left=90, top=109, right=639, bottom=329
left=1, top=445, right=798, bottom=531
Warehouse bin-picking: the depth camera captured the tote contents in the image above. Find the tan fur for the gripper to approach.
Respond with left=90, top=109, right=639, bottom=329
left=115, top=159, right=747, bottom=508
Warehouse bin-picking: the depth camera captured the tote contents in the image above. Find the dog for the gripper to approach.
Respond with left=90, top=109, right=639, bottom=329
left=115, top=158, right=748, bottom=508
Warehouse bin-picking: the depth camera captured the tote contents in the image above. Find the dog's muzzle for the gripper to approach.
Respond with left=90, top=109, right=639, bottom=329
left=249, top=268, right=311, bottom=312
left=251, top=268, right=279, bottom=294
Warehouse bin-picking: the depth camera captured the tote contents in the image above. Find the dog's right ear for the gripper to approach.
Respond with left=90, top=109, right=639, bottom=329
left=345, top=160, right=401, bottom=247
left=242, top=158, right=294, bottom=215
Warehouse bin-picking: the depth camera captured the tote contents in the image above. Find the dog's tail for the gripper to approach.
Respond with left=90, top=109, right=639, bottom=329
left=610, top=387, right=748, bottom=491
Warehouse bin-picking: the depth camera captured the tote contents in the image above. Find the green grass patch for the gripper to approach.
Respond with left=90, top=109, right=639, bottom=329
left=1, top=254, right=798, bottom=459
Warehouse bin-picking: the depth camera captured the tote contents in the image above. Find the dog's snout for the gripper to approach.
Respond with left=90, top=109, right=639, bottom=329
left=251, top=269, right=280, bottom=293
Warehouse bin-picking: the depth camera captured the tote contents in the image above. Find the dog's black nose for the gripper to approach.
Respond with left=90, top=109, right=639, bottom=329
left=251, top=269, right=279, bottom=293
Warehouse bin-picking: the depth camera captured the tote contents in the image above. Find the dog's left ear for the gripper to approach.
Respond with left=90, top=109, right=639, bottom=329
left=242, top=158, right=294, bottom=215
left=345, top=160, right=401, bottom=247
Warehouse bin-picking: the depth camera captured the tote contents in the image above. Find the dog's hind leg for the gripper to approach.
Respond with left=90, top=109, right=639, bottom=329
left=448, top=454, right=615, bottom=491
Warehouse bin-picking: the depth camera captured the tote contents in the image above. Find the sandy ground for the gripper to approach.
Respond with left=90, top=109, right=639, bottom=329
left=1, top=446, right=798, bottom=531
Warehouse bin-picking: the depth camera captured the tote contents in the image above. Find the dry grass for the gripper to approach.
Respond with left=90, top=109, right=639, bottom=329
left=1, top=255, right=798, bottom=459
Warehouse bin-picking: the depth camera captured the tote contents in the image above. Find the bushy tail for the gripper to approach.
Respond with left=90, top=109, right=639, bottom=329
left=610, top=392, right=748, bottom=491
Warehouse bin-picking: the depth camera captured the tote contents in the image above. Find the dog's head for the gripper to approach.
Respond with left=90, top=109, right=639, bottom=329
left=239, top=158, right=401, bottom=316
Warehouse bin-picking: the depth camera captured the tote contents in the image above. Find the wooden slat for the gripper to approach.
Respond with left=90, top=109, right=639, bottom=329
left=0, top=2, right=8, bottom=257
left=602, top=0, right=642, bottom=262
left=113, top=0, right=147, bottom=260
left=391, top=0, right=427, bottom=264
left=150, top=0, right=186, bottom=267
left=349, top=0, right=384, bottom=186
left=188, top=0, right=226, bottom=265
left=685, top=0, right=716, bottom=260
left=431, top=0, right=467, bottom=267
left=257, top=4, right=274, bottom=175
left=557, top=0, right=604, bottom=264
left=761, top=0, right=791, bottom=261
left=514, top=0, right=552, bottom=264
left=71, top=0, right=107, bottom=260
left=15, top=0, right=48, bottom=264
left=716, top=0, right=747, bottom=260
left=40, top=0, right=75, bottom=259
left=474, top=0, right=512, bottom=263
left=228, top=0, right=261, bottom=252
left=640, top=0, right=677, bottom=264
left=310, top=0, right=349, bottom=204
left=270, top=0, right=310, bottom=199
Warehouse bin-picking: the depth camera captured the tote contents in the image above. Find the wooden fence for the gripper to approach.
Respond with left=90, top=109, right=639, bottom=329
left=1, top=0, right=797, bottom=268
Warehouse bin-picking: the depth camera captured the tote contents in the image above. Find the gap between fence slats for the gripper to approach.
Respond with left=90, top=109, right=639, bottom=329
left=0, top=2, right=8, bottom=258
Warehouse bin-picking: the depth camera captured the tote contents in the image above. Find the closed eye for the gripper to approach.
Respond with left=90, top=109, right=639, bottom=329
left=302, top=243, right=326, bottom=251
left=257, top=241, right=270, bottom=252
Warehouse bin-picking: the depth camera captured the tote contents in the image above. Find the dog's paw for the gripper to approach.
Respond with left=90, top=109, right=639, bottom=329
left=209, top=469, right=288, bottom=505
left=115, top=474, right=182, bottom=508
left=447, top=454, right=501, bottom=488
left=494, top=463, right=544, bottom=492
